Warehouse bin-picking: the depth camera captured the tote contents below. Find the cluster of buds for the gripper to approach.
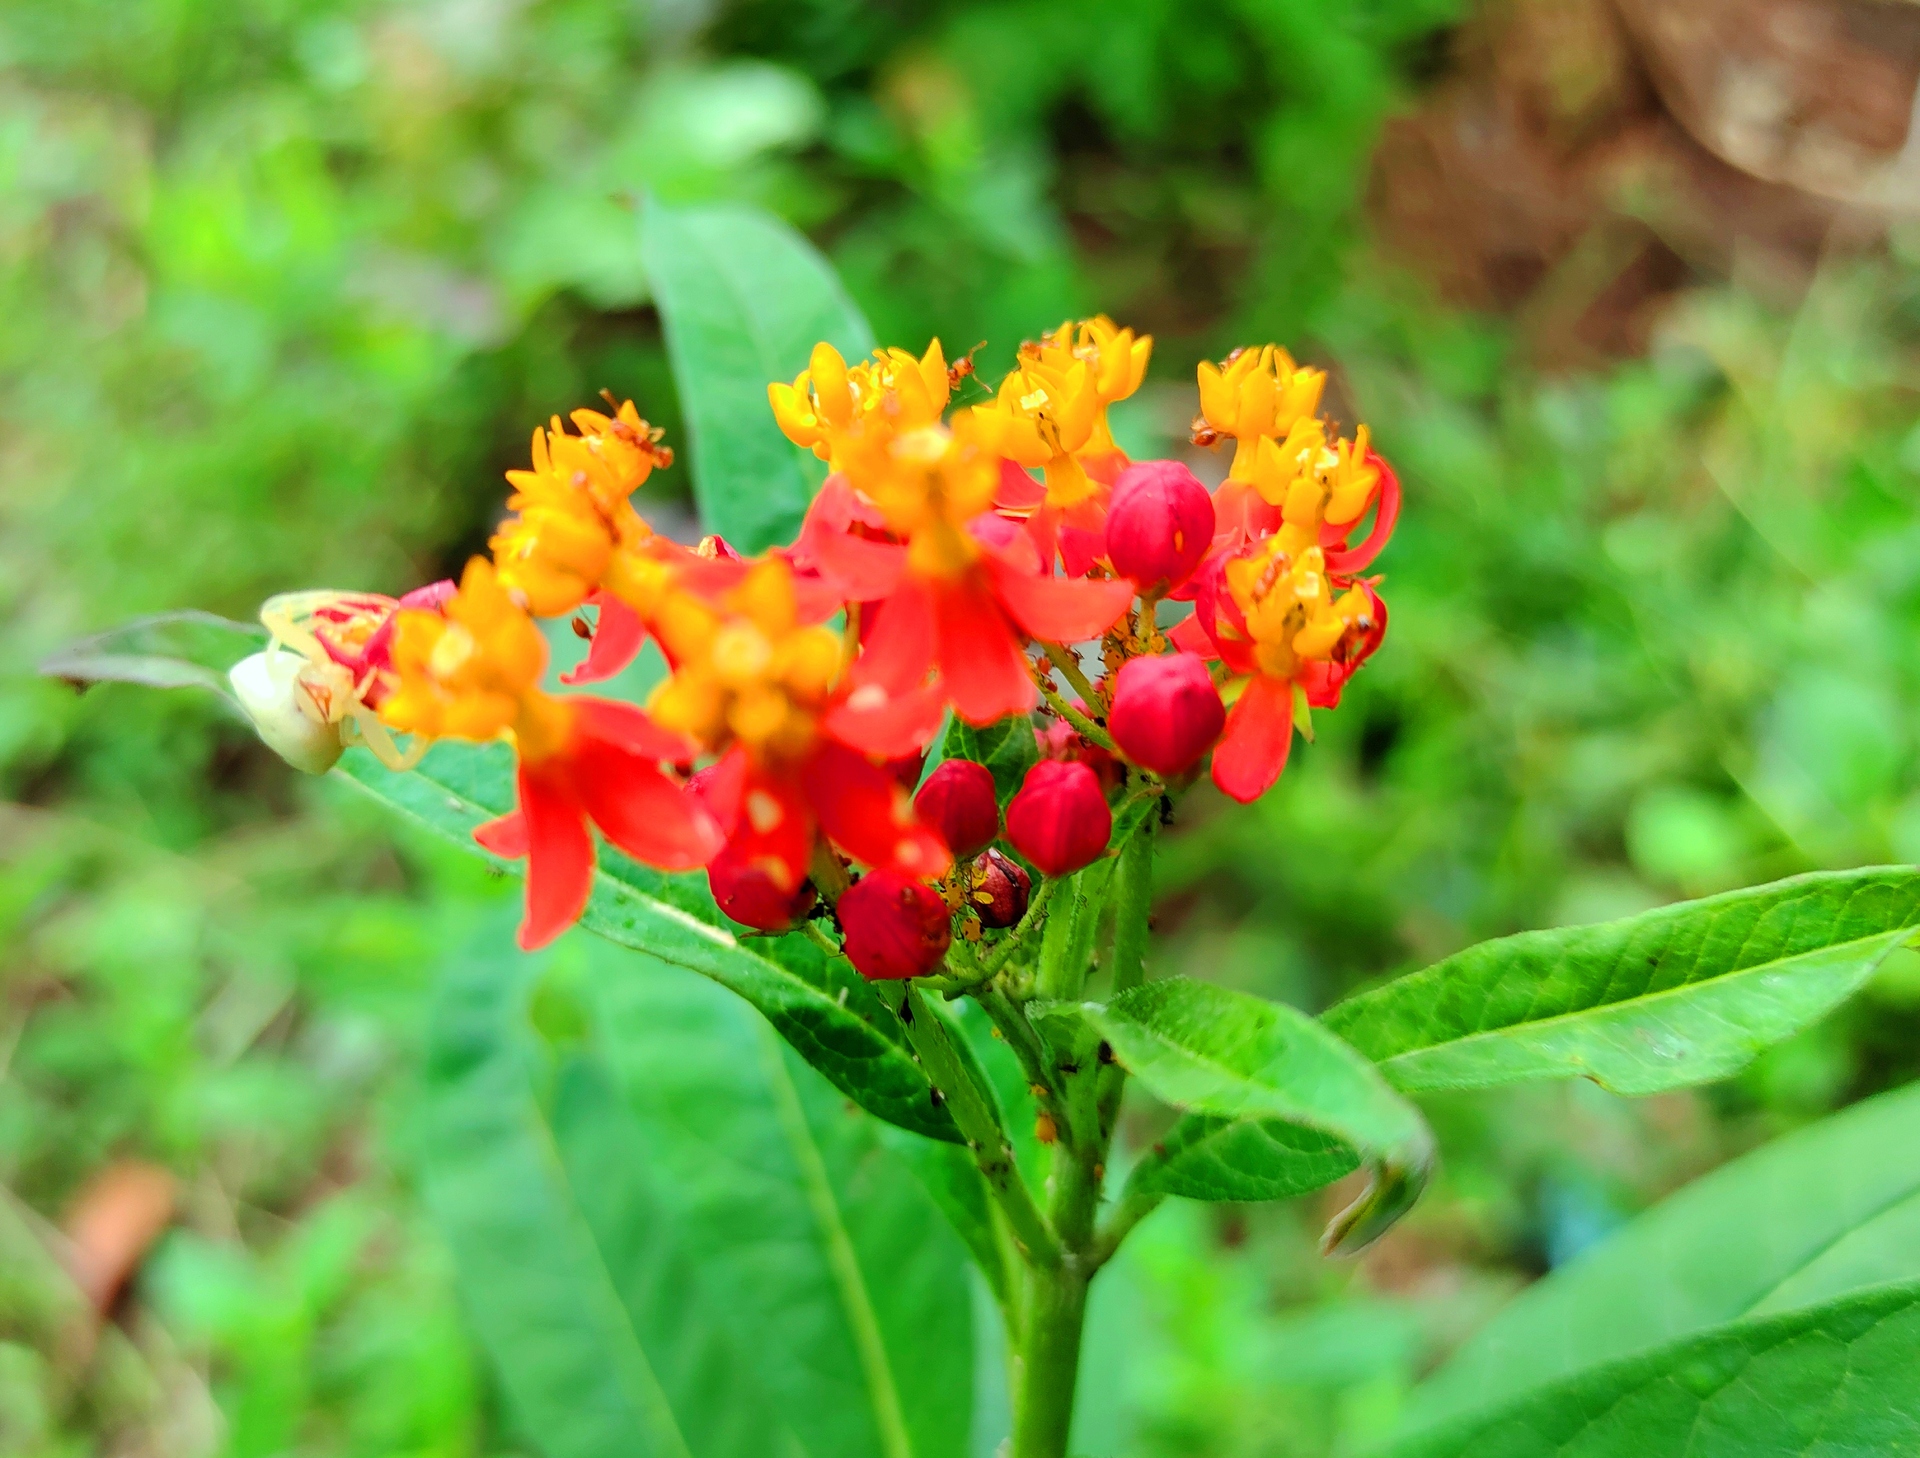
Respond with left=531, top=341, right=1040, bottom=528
left=228, top=318, right=1398, bottom=967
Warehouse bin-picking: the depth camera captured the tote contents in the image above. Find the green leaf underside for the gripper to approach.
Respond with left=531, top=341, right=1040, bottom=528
left=419, top=933, right=783, bottom=1458
left=1086, top=979, right=1432, bottom=1246
left=1131, top=1115, right=1361, bottom=1202
left=37, top=610, right=265, bottom=706
left=1402, top=1079, right=1920, bottom=1437
left=641, top=199, right=874, bottom=554
left=583, top=938, right=973, bottom=1458
left=1326, top=868, right=1920, bottom=1095
left=1382, top=1279, right=1920, bottom=1458
left=335, top=740, right=958, bottom=1143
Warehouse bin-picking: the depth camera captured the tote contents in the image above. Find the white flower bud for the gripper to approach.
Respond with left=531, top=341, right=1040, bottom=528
left=229, top=651, right=344, bottom=774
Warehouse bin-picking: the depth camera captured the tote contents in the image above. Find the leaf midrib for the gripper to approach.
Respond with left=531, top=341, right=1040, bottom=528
left=1373, top=925, right=1905, bottom=1075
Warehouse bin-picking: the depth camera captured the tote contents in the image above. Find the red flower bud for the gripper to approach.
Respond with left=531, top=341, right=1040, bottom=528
left=1108, top=652, right=1225, bottom=777
left=913, top=759, right=1000, bottom=860
left=969, top=848, right=1031, bottom=928
left=1036, top=702, right=1124, bottom=792
left=1005, top=760, right=1111, bottom=877
left=1105, top=460, right=1215, bottom=592
left=839, top=870, right=952, bottom=980
left=708, top=849, right=817, bottom=933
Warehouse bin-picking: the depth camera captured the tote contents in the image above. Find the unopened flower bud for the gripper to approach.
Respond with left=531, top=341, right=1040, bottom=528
left=1108, top=652, right=1225, bottom=777
left=913, top=759, right=1000, bottom=860
left=229, top=651, right=344, bottom=774
left=707, top=849, right=817, bottom=933
left=1005, top=760, right=1111, bottom=877
left=970, top=848, right=1031, bottom=928
left=1106, top=460, right=1215, bottom=592
left=839, top=870, right=952, bottom=980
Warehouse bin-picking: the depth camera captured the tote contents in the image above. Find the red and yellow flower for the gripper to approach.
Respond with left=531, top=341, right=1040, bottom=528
left=645, top=556, right=951, bottom=922
left=380, top=558, right=722, bottom=948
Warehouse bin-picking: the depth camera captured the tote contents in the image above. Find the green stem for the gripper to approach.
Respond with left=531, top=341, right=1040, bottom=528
left=1091, top=1184, right=1163, bottom=1267
left=980, top=877, right=1058, bottom=979
left=1037, top=681, right=1116, bottom=753
left=901, top=986, right=1061, bottom=1268
left=1042, top=641, right=1103, bottom=709
left=1098, top=816, right=1154, bottom=1136
left=976, top=985, right=1058, bottom=1104
left=1011, top=1262, right=1089, bottom=1458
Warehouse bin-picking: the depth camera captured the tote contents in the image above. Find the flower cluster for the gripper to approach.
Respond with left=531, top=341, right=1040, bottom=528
left=229, top=321, right=1398, bottom=959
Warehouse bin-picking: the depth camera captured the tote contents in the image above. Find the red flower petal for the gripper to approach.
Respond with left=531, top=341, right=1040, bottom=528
left=984, top=554, right=1133, bottom=644
left=993, top=458, right=1046, bottom=511
left=573, top=698, right=697, bottom=761
left=931, top=577, right=1037, bottom=725
left=1323, top=451, right=1401, bottom=574
left=1168, top=613, right=1217, bottom=659
left=824, top=680, right=949, bottom=760
left=1210, top=674, right=1294, bottom=804
left=473, top=810, right=529, bottom=858
left=517, top=765, right=595, bottom=949
left=803, top=741, right=951, bottom=879
left=689, top=744, right=750, bottom=831
left=574, top=741, right=723, bottom=870
left=855, top=575, right=939, bottom=694
left=560, top=592, right=646, bottom=686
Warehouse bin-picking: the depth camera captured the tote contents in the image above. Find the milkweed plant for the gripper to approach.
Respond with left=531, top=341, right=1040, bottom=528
left=53, top=203, right=1920, bottom=1458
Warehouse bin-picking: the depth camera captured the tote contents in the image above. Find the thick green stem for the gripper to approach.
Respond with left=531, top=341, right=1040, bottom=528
left=1011, top=1263, right=1089, bottom=1458
left=901, top=986, right=1061, bottom=1268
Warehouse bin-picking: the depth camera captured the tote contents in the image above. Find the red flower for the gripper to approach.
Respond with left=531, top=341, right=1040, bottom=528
left=1006, top=759, right=1111, bottom=877
left=1108, top=652, right=1225, bottom=777
left=804, top=476, right=1134, bottom=726
left=839, top=870, right=952, bottom=979
left=1105, top=461, right=1215, bottom=594
left=914, top=759, right=1001, bottom=860
left=472, top=699, right=725, bottom=949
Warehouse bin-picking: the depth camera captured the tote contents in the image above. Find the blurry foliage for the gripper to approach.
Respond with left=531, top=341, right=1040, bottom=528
left=6, top=0, right=1920, bottom=1453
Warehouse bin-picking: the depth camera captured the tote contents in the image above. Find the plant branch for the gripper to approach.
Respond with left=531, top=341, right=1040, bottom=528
left=979, top=876, right=1058, bottom=980
left=1037, top=681, right=1115, bottom=753
left=901, top=986, right=1061, bottom=1268
left=1042, top=641, right=1102, bottom=710
left=1090, top=1185, right=1163, bottom=1267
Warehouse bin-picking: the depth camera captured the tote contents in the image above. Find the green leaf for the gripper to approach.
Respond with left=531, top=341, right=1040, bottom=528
left=582, top=937, right=975, bottom=1458
left=334, top=740, right=959, bottom=1142
left=641, top=198, right=873, bottom=553
left=38, top=610, right=265, bottom=708
left=1325, top=868, right=1920, bottom=1095
left=418, top=930, right=786, bottom=1458
left=938, top=713, right=1040, bottom=802
left=1128, top=1115, right=1361, bottom=1203
left=1382, top=1280, right=1920, bottom=1458
left=1401, top=1078, right=1920, bottom=1437
left=1084, top=978, right=1433, bottom=1251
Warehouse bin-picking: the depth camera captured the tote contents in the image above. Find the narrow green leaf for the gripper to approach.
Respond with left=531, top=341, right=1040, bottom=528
left=1129, top=1115, right=1361, bottom=1203
left=1084, top=978, right=1433, bottom=1250
left=1383, top=1280, right=1920, bottom=1458
left=583, top=939, right=975, bottom=1458
left=335, top=740, right=958, bottom=1142
left=1402, top=1079, right=1920, bottom=1437
left=1326, top=868, right=1920, bottom=1095
left=641, top=198, right=873, bottom=553
left=418, top=931, right=785, bottom=1458
left=38, top=610, right=265, bottom=708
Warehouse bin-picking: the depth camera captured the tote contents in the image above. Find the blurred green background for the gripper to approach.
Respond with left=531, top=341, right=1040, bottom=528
left=7, top=0, right=1920, bottom=1453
